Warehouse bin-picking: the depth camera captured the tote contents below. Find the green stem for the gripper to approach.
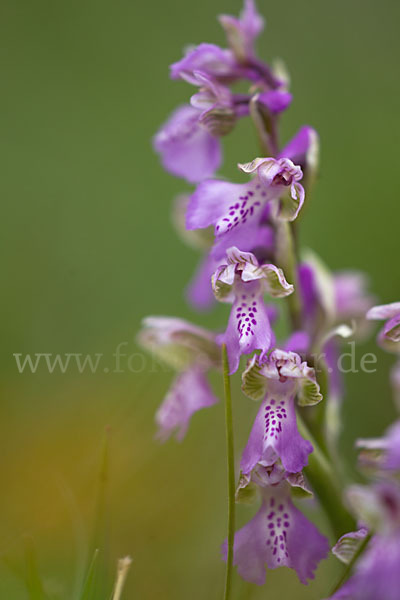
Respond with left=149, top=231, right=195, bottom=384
left=297, top=414, right=356, bottom=539
left=222, top=344, right=236, bottom=600
left=330, top=532, right=372, bottom=595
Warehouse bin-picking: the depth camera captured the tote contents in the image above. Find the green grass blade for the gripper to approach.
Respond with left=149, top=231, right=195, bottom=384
left=79, top=548, right=99, bottom=600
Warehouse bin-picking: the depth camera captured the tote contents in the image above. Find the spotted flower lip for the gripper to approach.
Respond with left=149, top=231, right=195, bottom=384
left=222, top=479, right=329, bottom=585
left=367, top=301, right=400, bottom=353
left=186, top=156, right=305, bottom=258
left=239, top=350, right=322, bottom=474
left=211, top=248, right=293, bottom=374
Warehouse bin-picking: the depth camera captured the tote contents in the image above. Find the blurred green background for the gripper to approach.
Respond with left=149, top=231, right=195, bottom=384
left=1, top=0, right=399, bottom=598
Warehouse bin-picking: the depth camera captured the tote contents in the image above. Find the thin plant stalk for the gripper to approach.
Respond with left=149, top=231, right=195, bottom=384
left=110, top=557, right=132, bottom=600
left=222, top=344, right=236, bottom=600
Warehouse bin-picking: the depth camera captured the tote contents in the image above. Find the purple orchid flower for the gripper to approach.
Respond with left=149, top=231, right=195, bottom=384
left=170, top=43, right=238, bottom=83
left=329, top=534, right=400, bottom=600
left=187, top=223, right=275, bottom=311
left=186, top=156, right=304, bottom=258
left=328, top=482, right=400, bottom=600
left=223, top=464, right=329, bottom=585
left=153, top=104, right=222, bottom=183
left=356, top=420, right=400, bottom=476
left=185, top=70, right=236, bottom=136
left=218, top=0, right=264, bottom=64
left=212, top=247, right=293, bottom=374
left=297, top=255, right=375, bottom=378
left=367, top=301, right=400, bottom=354
left=137, top=317, right=220, bottom=440
left=240, top=349, right=322, bottom=473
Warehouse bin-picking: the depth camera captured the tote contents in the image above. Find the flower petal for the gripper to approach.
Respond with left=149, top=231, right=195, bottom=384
left=384, top=314, right=400, bottom=343
left=186, top=253, right=219, bottom=311
left=219, top=0, right=265, bottom=62
left=156, top=368, right=218, bottom=441
left=240, top=380, right=313, bottom=473
left=138, top=316, right=220, bottom=370
left=222, top=282, right=273, bottom=374
left=186, top=179, right=259, bottom=231
left=367, top=302, right=400, bottom=321
left=274, top=182, right=304, bottom=221
left=278, top=125, right=319, bottom=181
left=242, top=351, right=322, bottom=406
left=328, top=535, right=400, bottom=600
left=223, top=482, right=328, bottom=585
left=283, top=331, right=310, bottom=354
left=170, top=43, right=236, bottom=80
left=258, top=90, right=293, bottom=114
left=259, top=263, right=294, bottom=297
left=154, top=105, right=221, bottom=183
left=332, top=529, right=369, bottom=565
